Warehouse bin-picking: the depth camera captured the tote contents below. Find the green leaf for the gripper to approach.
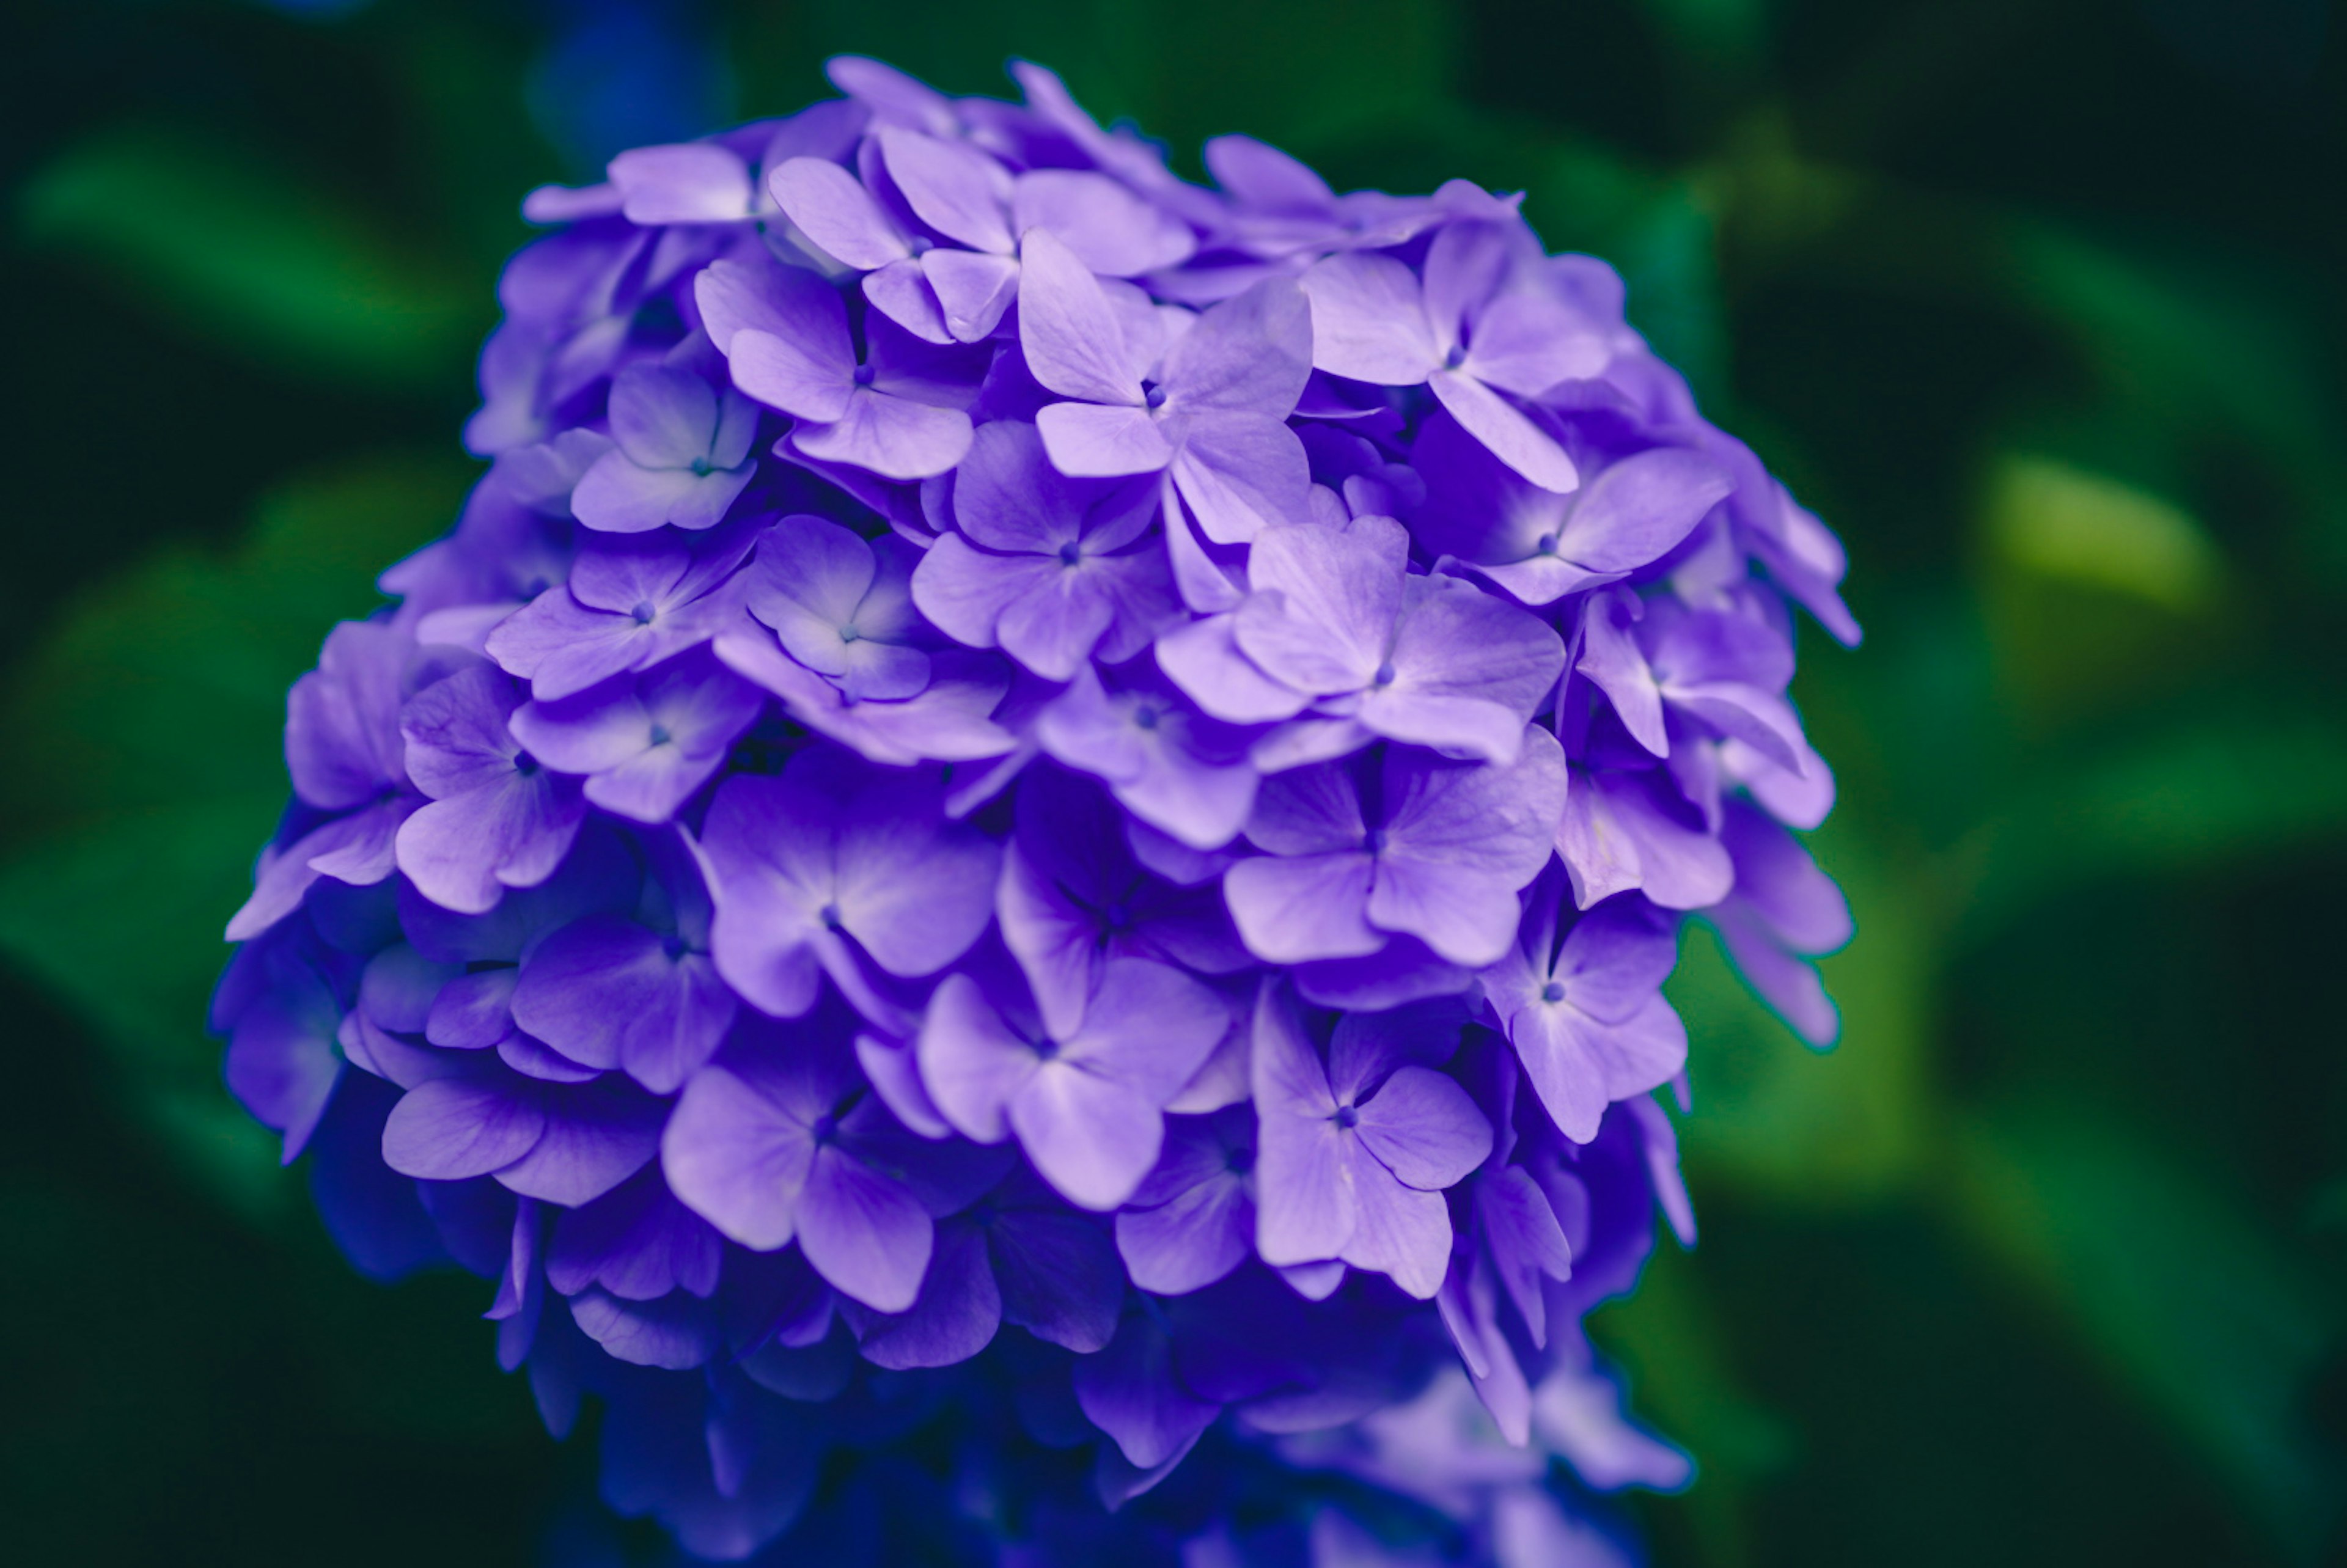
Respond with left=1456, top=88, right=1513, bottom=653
left=1949, top=1102, right=2343, bottom=1553
left=1670, top=826, right=1933, bottom=1201
left=0, top=452, right=473, bottom=1217
left=16, top=125, right=483, bottom=390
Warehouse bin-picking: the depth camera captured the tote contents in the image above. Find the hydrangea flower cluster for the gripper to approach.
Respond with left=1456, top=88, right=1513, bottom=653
left=214, top=56, right=1855, bottom=1567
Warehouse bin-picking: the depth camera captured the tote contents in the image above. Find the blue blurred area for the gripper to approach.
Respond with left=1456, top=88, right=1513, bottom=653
left=525, top=0, right=732, bottom=175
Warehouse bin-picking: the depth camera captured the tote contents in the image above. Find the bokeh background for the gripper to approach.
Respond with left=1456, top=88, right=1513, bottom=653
left=4, top=1, right=2345, bottom=1563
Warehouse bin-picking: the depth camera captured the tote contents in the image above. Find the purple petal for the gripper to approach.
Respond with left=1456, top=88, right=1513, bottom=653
left=1224, top=852, right=1382, bottom=965
left=915, top=972, right=1038, bottom=1145
left=287, top=621, right=410, bottom=808
left=1155, top=613, right=1310, bottom=725
left=697, top=253, right=851, bottom=369
left=878, top=126, right=1015, bottom=252
left=224, top=990, right=342, bottom=1162
left=1352, top=1066, right=1491, bottom=1189
left=920, top=248, right=1022, bottom=342
left=1429, top=368, right=1579, bottom=493
left=1297, top=252, right=1436, bottom=384
left=1162, top=278, right=1312, bottom=419
left=768, top=156, right=911, bottom=270
left=1337, top=1145, right=1452, bottom=1299
left=1233, top=518, right=1405, bottom=694
left=990, top=1204, right=1125, bottom=1352
left=797, top=1144, right=933, bottom=1312
left=1249, top=985, right=1350, bottom=1267
left=856, top=1222, right=1001, bottom=1369
left=493, top=1082, right=663, bottom=1206
left=1017, top=228, right=1145, bottom=405
left=660, top=1058, right=817, bottom=1251
left=1013, top=169, right=1195, bottom=276
left=1116, top=1170, right=1251, bottom=1295
left=794, top=387, right=974, bottom=480
left=394, top=769, right=586, bottom=915
left=608, top=142, right=753, bottom=224
left=1577, top=588, right=1667, bottom=757
left=512, top=917, right=738, bottom=1094
left=1169, top=412, right=1312, bottom=544
left=1359, top=578, right=1565, bottom=763
left=1073, top=1311, right=1222, bottom=1470
left=568, top=1286, right=718, bottom=1369
left=1012, top=1063, right=1166, bottom=1211
left=383, top=1075, right=546, bottom=1182
left=549, top=1170, right=722, bottom=1300
left=1559, top=447, right=1734, bottom=572
left=1037, top=400, right=1174, bottom=477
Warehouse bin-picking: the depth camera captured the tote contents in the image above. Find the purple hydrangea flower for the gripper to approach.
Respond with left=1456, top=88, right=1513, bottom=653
left=214, top=55, right=1854, bottom=1567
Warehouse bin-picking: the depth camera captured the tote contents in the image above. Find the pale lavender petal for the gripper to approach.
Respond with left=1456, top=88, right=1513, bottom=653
left=1233, top=518, right=1405, bottom=693
left=862, top=258, right=952, bottom=342
left=914, top=972, right=1037, bottom=1145
left=1014, top=169, right=1195, bottom=276
left=793, top=388, right=973, bottom=480
left=1557, top=448, right=1734, bottom=572
left=1297, top=252, right=1436, bottom=384
left=1577, top=588, right=1667, bottom=757
left=1169, top=412, right=1311, bottom=544
left=1116, top=1171, right=1251, bottom=1295
left=909, top=532, right=1056, bottom=652
left=1336, top=1145, right=1452, bottom=1299
left=696, top=253, right=848, bottom=365
left=1012, top=1064, right=1164, bottom=1211
left=1017, top=228, right=1145, bottom=405
left=660, top=1058, right=817, bottom=1251
left=1224, top=852, right=1381, bottom=965
left=1161, top=278, right=1312, bottom=418
left=1036, top=401, right=1174, bottom=478
left=768, top=156, right=911, bottom=269
left=1351, top=1066, right=1491, bottom=1189
left=1249, top=984, right=1351, bottom=1266
left=920, top=248, right=1022, bottom=342
left=1429, top=368, right=1579, bottom=493
left=609, top=142, right=753, bottom=224
left=1154, top=614, right=1310, bottom=725
left=878, top=126, right=1015, bottom=253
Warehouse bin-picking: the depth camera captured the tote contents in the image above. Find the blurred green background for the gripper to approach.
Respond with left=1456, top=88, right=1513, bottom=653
left=3, top=1, right=2344, bottom=1563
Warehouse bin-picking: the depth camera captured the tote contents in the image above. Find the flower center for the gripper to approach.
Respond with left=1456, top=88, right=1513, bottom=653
left=852, top=363, right=876, bottom=387
left=647, top=724, right=672, bottom=748
left=819, top=902, right=844, bottom=931
left=1226, top=1145, right=1255, bottom=1175
left=839, top=623, right=862, bottom=643
left=1333, top=1104, right=1360, bottom=1129
left=1535, top=533, right=1559, bottom=557
left=1443, top=344, right=1467, bottom=370
left=513, top=753, right=541, bottom=777
left=1541, top=980, right=1567, bottom=1004
left=1362, top=827, right=1387, bottom=856
left=812, top=1112, right=840, bottom=1145
left=1144, top=384, right=1169, bottom=410
left=631, top=601, right=656, bottom=625
left=690, top=456, right=714, bottom=476
left=1131, top=705, right=1160, bottom=731
left=1058, top=541, right=1084, bottom=567
left=1372, top=661, right=1396, bottom=687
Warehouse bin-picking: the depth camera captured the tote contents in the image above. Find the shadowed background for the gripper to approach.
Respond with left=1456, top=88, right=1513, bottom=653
left=2, top=1, right=2344, bottom=1563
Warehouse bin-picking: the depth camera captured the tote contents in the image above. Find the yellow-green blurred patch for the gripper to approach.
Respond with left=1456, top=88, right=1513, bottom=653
left=1985, top=454, right=2218, bottom=612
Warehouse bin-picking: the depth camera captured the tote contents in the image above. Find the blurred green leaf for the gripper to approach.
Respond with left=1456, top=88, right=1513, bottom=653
left=0, top=452, right=472, bottom=1217
left=1951, top=708, right=2347, bottom=943
left=1672, top=828, right=1933, bottom=1202
left=1985, top=454, right=2220, bottom=614
left=1950, top=1102, right=2343, bottom=1555
left=17, top=125, right=483, bottom=390
left=1594, top=1239, right=1793, bottom=1568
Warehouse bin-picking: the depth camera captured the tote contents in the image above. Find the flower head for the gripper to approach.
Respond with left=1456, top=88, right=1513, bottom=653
left=217, top=54, right=1852, bottom=1566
